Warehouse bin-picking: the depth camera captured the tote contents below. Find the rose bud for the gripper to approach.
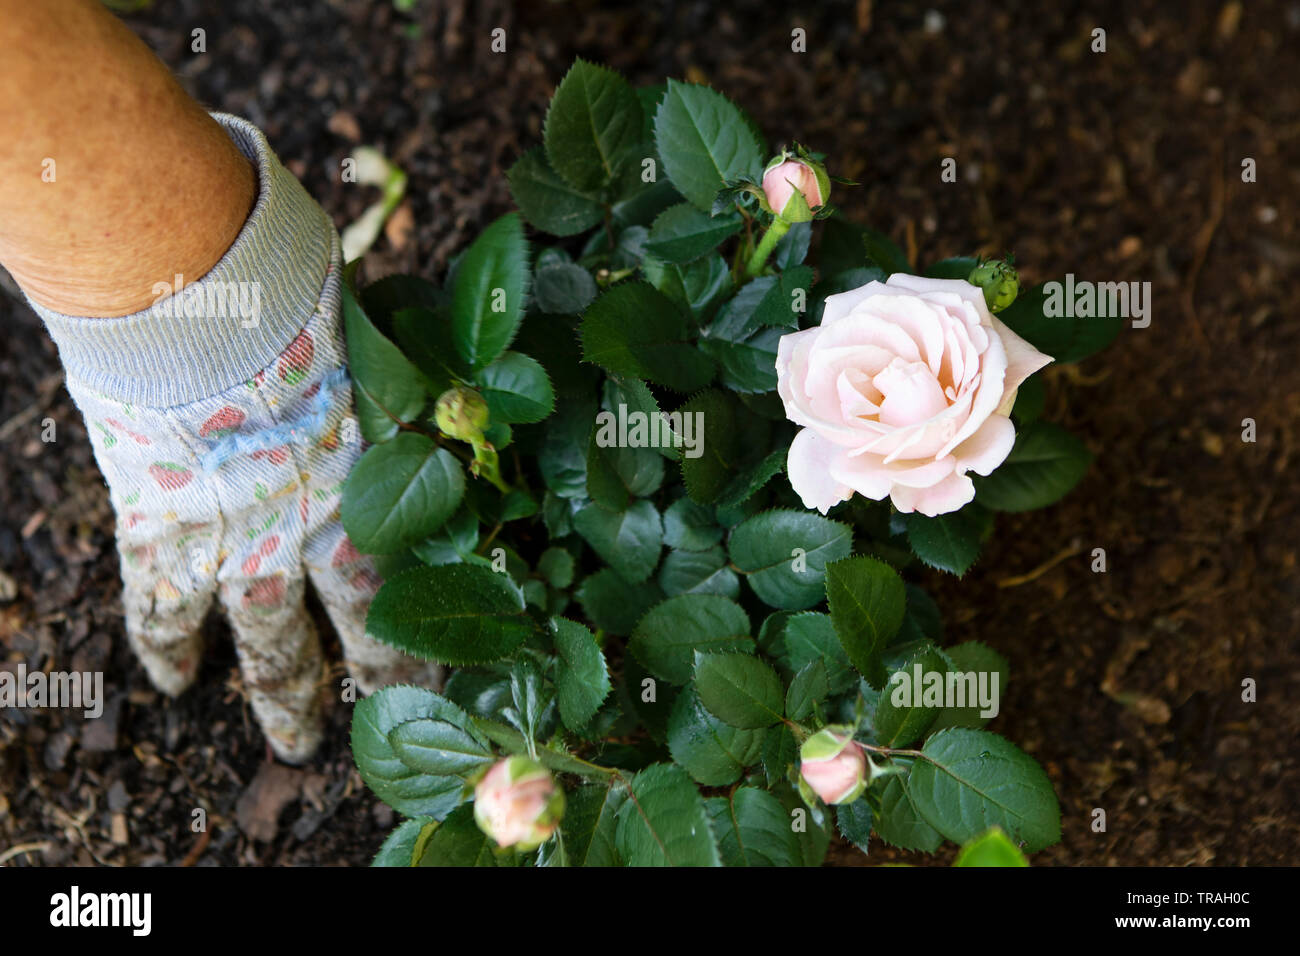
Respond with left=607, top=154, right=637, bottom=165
left=967, top=258, right=1020, bottom=313
left=761, top=155, right=828, bottom=222
left=473, top=756, right=566, bottom=851
left=798, top=728, right=868, bottom=805
left=434, top=386, right=490, bottom=442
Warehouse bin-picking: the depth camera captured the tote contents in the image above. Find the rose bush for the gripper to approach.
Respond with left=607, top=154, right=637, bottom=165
left=339, top=60, right=1120, bottom=867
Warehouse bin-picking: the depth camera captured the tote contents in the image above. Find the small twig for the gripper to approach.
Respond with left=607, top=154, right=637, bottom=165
left=996, top=541, right=1085, bottom=588
left=0, top=841, right=51, bottom=865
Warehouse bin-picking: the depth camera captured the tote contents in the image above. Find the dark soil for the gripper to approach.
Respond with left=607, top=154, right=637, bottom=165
left=1, top=0, right=1296, bottom=866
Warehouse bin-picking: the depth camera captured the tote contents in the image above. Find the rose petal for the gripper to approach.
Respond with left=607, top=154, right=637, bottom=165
left=889, top=470, right=976, bottom=516
left=953, top=414, right=1016, bottom=476
left=787, top=429, right=855, bottom=514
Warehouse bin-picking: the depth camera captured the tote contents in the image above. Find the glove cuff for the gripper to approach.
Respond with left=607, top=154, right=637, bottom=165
left=28, top=113, right=335, bottom=408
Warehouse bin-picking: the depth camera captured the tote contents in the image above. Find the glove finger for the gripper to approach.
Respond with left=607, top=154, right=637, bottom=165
left=304, top=527, right=443, bottom=695
left=118, top=519, right=220, bottom=696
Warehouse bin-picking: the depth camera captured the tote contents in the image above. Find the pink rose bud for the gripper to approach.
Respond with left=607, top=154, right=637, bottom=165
left=798, top=728, right=868, bottom=805
left=762, top=157, right=826, bottom=222
left=473, top=756, right=565, bottom=851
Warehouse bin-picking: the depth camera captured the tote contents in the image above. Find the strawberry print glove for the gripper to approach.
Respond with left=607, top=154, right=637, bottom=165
left=27, top=115, right=439, bottom=763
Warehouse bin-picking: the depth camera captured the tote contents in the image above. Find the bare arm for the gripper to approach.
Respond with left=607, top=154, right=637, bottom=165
left=0, top=0, right=255, bottom=316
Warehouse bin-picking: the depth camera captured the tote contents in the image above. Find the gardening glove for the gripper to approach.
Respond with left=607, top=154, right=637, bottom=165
left=26, top=114, right=440, bottom=763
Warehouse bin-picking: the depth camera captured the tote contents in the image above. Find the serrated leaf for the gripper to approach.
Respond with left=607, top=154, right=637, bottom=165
left=662, top=497, right=723, bottom=551
left=694, top=652, right=784, bottom=728
left=785, top=659, right=829, bottom=721
left=451, top=212, right=530, bottom=370
left=343, top=280, right=428, bottom=441
left=872, top=771, right=943, bottom=852
left=874, top=645, right=947, bottom=747
left=953, top=827, right=1030, bottom=867
left=905, top=504, right=993, bottom=576
left=586, top=425, right=665, bottom=510
left=341, top=434, right=465, bottom=554
left=580, top=281, right=714, bottom=392
left=573, top=499, right=662, bottom=583
left=419, top=803, right=517, bottom=866
left=728, top=509, right=853, bottom=610
left=836, top=799, right=874, bottom=855
left=576, top=568, right=665, bottom=635
left=552, top=617, right=611, bottom=729
left=563, top=782, right=629, bottom=866
left=629, top=594, right=752, bottom=683
left=910, top=728, right=1062, bottom=852
left=783, top=612, right=857, bottom=694
left=929, top=641, right=1010, bottom=732
left=657, top=546, right=739, bottom=598
left=615, top=762, right=722, bottom=866
left=667, top=686, right=766, bottom=786
left=475, top=351, right=555, bottom=424
left=973, top=422, right=1092, bottom=512
left=706, top=787, right=803, bottom=866
left=351, top=685, right=480, bottom=818
left=679, top=388, right=742, bottom=503
left=825, top=556, right=905, bottom=688
left=366, top=564, right=533, bottom=665
left=508, top=146, right=605, bottom=237
left=645, top=203, right=743, bottom=263
left=388, top=718, right=494, bottom=776
left=544, top=59, right=643, bottom=192
left=532, top=262, right=599, bottom=314
left=372, top=817, right=436, bottom=867
left=653, top=79, right=764, bottom=212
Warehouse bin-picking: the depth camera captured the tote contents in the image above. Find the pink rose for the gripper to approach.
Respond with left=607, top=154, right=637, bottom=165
left=473, top=756, right=565, bottom=851
left=776, top=274, right=1052, bottom=517
left=762, top=159, right=824, bottom=219
left=799, top=728, right=868, bottom=805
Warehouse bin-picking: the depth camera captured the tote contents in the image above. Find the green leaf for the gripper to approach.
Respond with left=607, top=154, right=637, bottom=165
left=653, top=79, right=764, bottom=212
left=657, top=546, right=739, bottom=598
left=532, top=261, right=599, bottom=314
left=343, top=280, right=428, bottom=441
left=629, top=594, right=752, bottom=684
left=645, top=203, right=743, bottom=263
left=785, top=659, right=829, bottom=721
left=544, top=59, right=643, bottom=192
left=728, top=509, right=853, bottom=610
left=784, top=612, right=857, bottom=694
left=973, top=422, right=1092, bottom=512
left=679, top=389, right=742, bottom=503
left=392, top=306, right=464, bottom=397
left=603, top=375, right=680, bottom=462
left=667, top=685, right=767, bottom=786
left=643, top=252, right=732, bottom=320
left=388, top=718, right=494, bottom=776
left=539, top=396, right=596, bottom=498
left=954, top=827, right=1030, bottom=867
left=563, top=782, right=629, bottom=867
left=837, top=799, right=874, bottom=855
left=351, top=685, right=480, bottom=818
left=874, top=645, right=948, bottom=747
left=419, top=803, right=516, bottom=867
left=341, top=434, right=465, bottom=554
left=573, top=499, right=662, bottom=583
left=580, top=281, right=714, bottom=392
left=861, top=226, right=912, bottom=275
left=750, top=266, right=816, bottom=329
left=924, top=256, right=979, bottom=280
left=905, top=504, right=993, bottom=576
left=616, top=763, right=722, bottom=866
left=706, top=787, right=803, bottom=867
left=552, top=617, right=612, bottom=729
left=451, top=212, right=531, bottom=370
left=699, top=324, right=783, bottom=394
left=576, top=568, right=664, bottom=635
left=910, top=728, right=1062, bottom=852
left=715, top=449, right=785, bottom=510
left=371, top=817, right=435, bottom=867
left=929, top=641, right=1010, bottom=732
left=872, top=771, right=944, bottom=852
left=1011, top=373, right=1046, bottom=425
left=997, top=280, right=1123, bottom=364
left=825, top=556, right=905, bottom=688
left=536, top=547, right=575, bottom=589
left=366, top=564, right=533, bottom=665
left=508, top=146, right=604, bottom=237
left=475, top=351, right=555, bottom=424
left=694, top=652, right=784, bottom=728
left=585, top=426, right=665, bottom=510
left=663, top=497, right=723, bottom=551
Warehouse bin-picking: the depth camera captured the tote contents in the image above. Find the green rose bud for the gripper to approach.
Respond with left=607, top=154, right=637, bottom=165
left=967, top=258, right=1020, bottom=313
left=435, top=386, right=490, bottom=442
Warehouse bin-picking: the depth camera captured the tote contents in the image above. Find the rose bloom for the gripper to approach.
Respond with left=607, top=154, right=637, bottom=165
left=762, top=159, right=824, bottom=217
left=473, top=757, right=563, bottom=851
left=799, top=730, right=867, bottom=805
left=776, top=274, right=1052, bottom=516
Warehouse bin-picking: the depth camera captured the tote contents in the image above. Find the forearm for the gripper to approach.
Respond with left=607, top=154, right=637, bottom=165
left=0, top=0, right=254, bottom=316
